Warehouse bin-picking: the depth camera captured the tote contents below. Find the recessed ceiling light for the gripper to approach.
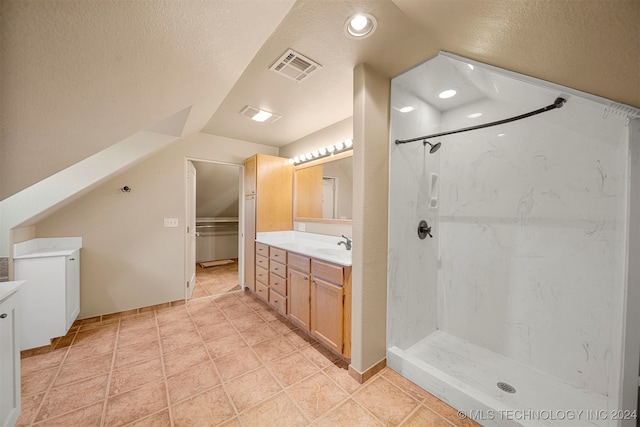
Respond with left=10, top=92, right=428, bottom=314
left=468, top=64, right=474, bottom=70
left=438, top=89, right=457, bottom=99
left=395, top=106, right=414, bottom=113
left=344, top=13, right=377, bottom=39
left=467, top=113, right=482, bottom=118
left=252, top=110, right=272, bottom=122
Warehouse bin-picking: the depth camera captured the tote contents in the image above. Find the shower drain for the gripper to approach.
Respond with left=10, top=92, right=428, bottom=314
left=497, top=382, right=516, bottom=394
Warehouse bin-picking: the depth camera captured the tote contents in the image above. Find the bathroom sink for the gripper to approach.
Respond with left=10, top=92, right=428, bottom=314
left=315, top=248, right=351, bottom=258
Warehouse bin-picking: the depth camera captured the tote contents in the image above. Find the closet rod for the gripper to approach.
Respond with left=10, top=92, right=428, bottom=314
left=395, top=97, right=566, bottom=145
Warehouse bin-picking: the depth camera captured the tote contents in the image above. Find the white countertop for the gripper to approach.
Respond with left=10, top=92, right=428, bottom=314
left=13, top=237, right=82, bottom=259
left=256, top=231, right=352, bottom=266
left=0, top=280, right=26, bottom=302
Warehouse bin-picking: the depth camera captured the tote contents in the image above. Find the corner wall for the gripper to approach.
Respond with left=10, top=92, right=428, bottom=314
left=351, top=64, right=390, bottom=374
left=35, top=133, right=277, bottom=318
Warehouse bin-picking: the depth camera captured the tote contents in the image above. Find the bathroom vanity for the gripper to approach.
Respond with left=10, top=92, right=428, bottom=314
left=13, top=237, right=82, bottom=350
left=254, top=231, right=352, bottom=358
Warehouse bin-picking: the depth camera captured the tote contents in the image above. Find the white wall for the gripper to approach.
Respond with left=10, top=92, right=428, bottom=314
left=35, top=133, right=277, bottom=317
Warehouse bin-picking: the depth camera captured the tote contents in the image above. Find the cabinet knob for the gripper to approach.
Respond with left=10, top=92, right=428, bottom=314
left=69, top=258, right=75, bottom=261
left=0, top=313, right=7, bottom=319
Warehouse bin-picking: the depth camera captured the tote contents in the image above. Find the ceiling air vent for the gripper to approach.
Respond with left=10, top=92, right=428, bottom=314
left=269, top=49, right=322, bottom=82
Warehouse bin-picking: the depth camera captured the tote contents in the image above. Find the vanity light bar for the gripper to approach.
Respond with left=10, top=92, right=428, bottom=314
left=289, top=139, right=353, bottom=165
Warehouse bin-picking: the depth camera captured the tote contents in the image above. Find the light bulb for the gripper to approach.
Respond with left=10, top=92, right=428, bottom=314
left=335, top=142, right=344, bottom=150
left=305, top=153, right=313, bottom=160
left=344, top=139, right=353, bottom=148
left=319, top=147, right=327, bottom=155
left=312, top=150, right=320, bottom=158
left=327, top=145, right=335, bottom=153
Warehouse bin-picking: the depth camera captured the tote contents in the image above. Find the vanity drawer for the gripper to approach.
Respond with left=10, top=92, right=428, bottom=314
left=288, top=252, right=310, bottom=274
left=270, top=247, right=287, bottom=263
left=256, top=242, right=269, bottom=257
left=256, top=254, right=269, bottom=270
left=256, top=266, right=269, bottom=286
left=269, top=273, right=287, bottom=296
left=270, top=260, right=287, bottom=279
left=255, top=281, right=269, bottom=302
left=311, top=259, right=343, bottom=286
left=269, top=290, right=287, bottom=316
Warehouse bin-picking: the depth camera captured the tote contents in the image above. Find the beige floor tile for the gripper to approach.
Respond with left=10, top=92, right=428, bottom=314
left=162, top=343, right=210, bottom=377
left=255, top=308, right=283, bottom=323
left=268, top=317, right=298, bottom=334
left=314, top=398, right=384, bottom=427
left=239, top=392, right=308, bottom=427
left=119, top=313, right=156, bottom=332
left=118, top=326, right=158, bottom=348
left=399, top=405, right=452, bottom=427
left=282, top=328, right=315, bottom=348
left=287, top=371, right=349, bottom=420
left=219, top=302, right=254, bottom=319
left=171, top=386, right=235, bottom=427
left=252, top=334, right=296, bottom=363
left=214, top=348, right=262, bottom=381
left=228, top=312, right=266, bottom=331
left=124, top=409, right=171, bottom=427
left=155, top=306, right=190, bottom=325
left=73, top=324, right=118, bottom=346
left=157, top=318, right=196, bottom=337
left=104, top=379, right=167, bottom=427
left=114, top=339, right=161, bottom=369
left=54, top=352, right=113, bottom=387
left=225, top=367, right=282, bottom=412
left=240, top=323, right=279, bottom=345
left=197, top=320, right=237, bottom=341
left=15, top=392, right=45, bottom=427
left=35, top=374, right=108, bottom=422
left=110, top=358, right=164, bottom=396
left=65, top=338, right=115, bottom=364
left=422, top=393, right=481, bottom=427
left=300, top=343, right=340, bottom=368
left=353, top=377, right=419, bottom=427
left=204, top=331, right=247, bottom=358
left=21, top=365, right=58, bottom=396
left=382, top=368, right=431, bottom=402
left=190, top=309, right=229, bottom=328
left=33, top=401, right=104, bottom=427
left=323, top=360, right=364, bottom=394
left=159, top=330, right=202, bottom=353
left=218, top=417, right=242, bottom=427
left=166, top=360, right=221, bottom=404
left=21, top=349, right=67, bottom=375
left=266, top=351, right=320, bottom=387
left=190, top=285, right=209, bottom=299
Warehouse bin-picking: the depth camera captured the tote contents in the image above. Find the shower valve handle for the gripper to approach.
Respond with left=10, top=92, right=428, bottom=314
left=418, top=220, right=433, bottom=239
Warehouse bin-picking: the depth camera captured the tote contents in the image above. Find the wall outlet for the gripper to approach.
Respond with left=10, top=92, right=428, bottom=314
left=298, top=223, right=306, bottom=231
left=164, top=218, right=179, bottom=228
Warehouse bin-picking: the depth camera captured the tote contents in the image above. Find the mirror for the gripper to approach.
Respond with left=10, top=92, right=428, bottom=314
left=294, top=152, right=353, bottom=223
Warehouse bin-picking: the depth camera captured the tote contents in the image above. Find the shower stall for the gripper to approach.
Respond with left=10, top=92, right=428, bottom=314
left=387, top=53, right=640, bottom=426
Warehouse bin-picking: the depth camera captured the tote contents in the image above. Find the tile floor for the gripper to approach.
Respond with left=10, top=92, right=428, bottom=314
left=190, top=260, right=241, bottom=300
left=17, top=264, right=479, bottom=427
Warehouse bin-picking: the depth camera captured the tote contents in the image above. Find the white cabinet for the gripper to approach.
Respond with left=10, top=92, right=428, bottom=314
left=0, top=281, right=25, bottom=427
left=13, top=238, right=81, bottom=350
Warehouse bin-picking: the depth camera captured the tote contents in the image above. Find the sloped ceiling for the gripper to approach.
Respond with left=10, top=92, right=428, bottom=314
left=0, top=0, right=295, bottom=200
left=2, top=0, right=638, bottom=201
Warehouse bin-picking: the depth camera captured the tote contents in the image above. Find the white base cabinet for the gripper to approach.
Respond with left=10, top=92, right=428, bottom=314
left=0, top=281, right=25, bottom=427
left=14, top=238, right=81, bottom=350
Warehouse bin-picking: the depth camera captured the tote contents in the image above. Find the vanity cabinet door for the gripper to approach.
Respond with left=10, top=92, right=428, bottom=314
left=0, top=292, right=20, bottom=427
left=288, top=268, right=310, bottom=330
left=310, top=277, right=344, bottom=355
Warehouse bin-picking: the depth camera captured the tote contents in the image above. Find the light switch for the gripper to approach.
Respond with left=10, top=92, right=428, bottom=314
left=164, top=218, right=179, bottom=228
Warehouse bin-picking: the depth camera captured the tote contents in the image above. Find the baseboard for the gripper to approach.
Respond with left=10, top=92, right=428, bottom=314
left=348, top=358, right=387, bottom=383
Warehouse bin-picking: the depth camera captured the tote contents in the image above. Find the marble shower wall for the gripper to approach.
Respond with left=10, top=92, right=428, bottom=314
left=388, top=61, right=629, bottom=399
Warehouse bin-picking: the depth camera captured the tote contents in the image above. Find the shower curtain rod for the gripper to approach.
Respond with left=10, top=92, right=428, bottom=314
left=395, top=97, right=567, bottom=145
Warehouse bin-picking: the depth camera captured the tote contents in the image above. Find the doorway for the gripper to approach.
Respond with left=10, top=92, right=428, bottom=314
left=186, top=159, right=243, bottom=300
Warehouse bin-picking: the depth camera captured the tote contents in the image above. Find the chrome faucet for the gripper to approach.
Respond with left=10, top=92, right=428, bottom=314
left=337, top=235, right=352, bottom=250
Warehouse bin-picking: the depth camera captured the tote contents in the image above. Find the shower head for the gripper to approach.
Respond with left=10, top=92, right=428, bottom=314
left=423, top=140, right=441, bottom=154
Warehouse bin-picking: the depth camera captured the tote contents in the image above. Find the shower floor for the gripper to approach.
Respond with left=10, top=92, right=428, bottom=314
left=388, top=331, right=612, bottom=427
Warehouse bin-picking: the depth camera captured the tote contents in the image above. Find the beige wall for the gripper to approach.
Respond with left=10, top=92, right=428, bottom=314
left=350, top=64, right=390, bottom=374
left=35, top=133, right=278, bottom=318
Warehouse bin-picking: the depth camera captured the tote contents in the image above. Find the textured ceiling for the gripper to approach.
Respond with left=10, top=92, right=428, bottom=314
left=1, top=0, right=638, bottom=201
left=0, top=0, right=295, bottom=199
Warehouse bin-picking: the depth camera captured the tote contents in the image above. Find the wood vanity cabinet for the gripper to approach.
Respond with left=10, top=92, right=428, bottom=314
left=268, top=247, right=287, bottom=316
left=287, top=253, right=311, bottom=330
left=310, top=259, right=351, bottom=358
left=243, top=154, right=293, bottom=290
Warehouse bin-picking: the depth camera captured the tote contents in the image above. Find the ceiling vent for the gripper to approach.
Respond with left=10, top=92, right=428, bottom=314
left=269, top=49, right=322, bottom=83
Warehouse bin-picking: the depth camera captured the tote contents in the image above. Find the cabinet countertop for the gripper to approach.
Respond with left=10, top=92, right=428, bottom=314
left=0, top=280, right=26, bottom=303
left=13, top=237, right=82, bottom=259
left=256, top=231, right=352, bottom=266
